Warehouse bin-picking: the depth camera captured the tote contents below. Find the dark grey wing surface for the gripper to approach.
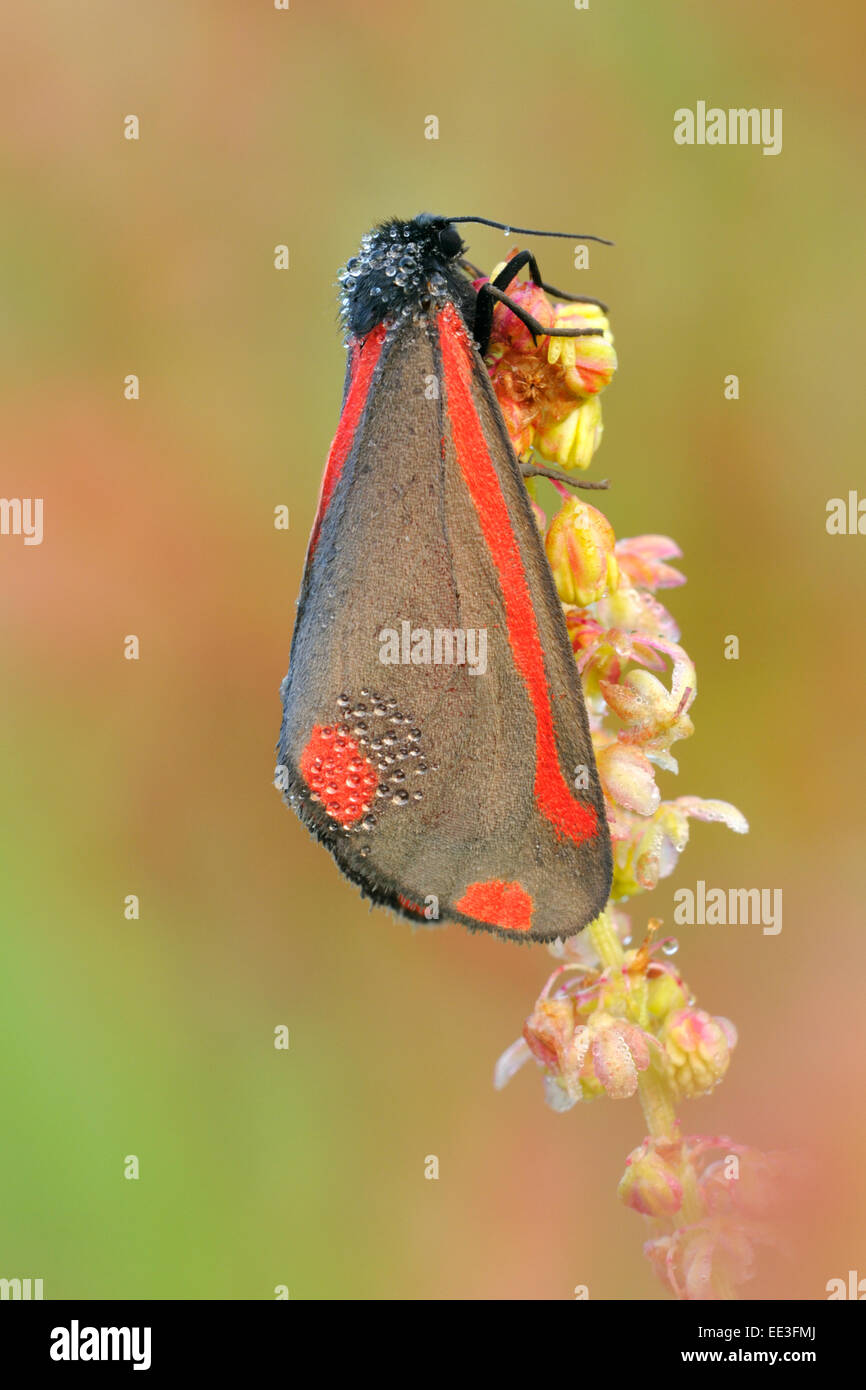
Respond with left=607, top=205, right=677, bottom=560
left=278, top=308, right=611, bottom=941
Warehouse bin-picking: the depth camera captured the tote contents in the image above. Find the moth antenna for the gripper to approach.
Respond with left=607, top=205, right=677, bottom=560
left=446, top=216, right=613, bottom=246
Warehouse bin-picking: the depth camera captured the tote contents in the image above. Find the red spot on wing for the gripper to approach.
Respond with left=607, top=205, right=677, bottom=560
left=456, top=880, right=533, bottom=932
left=437, top=304, right=597, bottom=845
left=299, top=724, right=378, bottom=826
left=397, top=894, right=426, bottom=918
left=308, top=325, right=387, bottom=559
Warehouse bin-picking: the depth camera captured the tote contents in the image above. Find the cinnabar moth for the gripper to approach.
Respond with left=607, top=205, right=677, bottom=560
left=277, top=212, right=613, bottom=942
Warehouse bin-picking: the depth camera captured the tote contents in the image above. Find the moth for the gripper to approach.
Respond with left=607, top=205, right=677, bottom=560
left=277, top=213, right=613, bottom=941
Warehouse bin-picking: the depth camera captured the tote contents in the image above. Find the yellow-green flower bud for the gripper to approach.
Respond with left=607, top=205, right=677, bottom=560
left=646, top=969, right=690, bottom=1022
left=660, top=1007, right=737, bottom=1099
left=535, top=395, right=604, bottom=471
left=545, top=497, right=619, bottom=607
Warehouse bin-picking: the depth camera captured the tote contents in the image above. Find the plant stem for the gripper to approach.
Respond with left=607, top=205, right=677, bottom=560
left=638, top=1062, right=678, bottom=1140
left=590, top=909, right=736, bottom=1297
left=588, top=910, right=624, bottom=969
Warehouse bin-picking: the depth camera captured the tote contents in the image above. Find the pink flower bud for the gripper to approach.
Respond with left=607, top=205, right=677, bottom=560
left=565, top=613, right=623, bottom=701
left=615, top=535, right=685, bottom=591
left=489, top=270, right=554, bottom=353
left=548, top=303, right=617, bottom=395
left=496, top=390, right=536, bottom=456
left=699, top=1147, right=803, bottom=1220
left=523, top=996, right=593, bottom=1105
left=583, top=1011, right=656, bottom=1100
left=618, top=1139, right=684, bottom=1216
left=522, top=997, right=576, bottom=1073
left=596, top=742, right=660, bottom=817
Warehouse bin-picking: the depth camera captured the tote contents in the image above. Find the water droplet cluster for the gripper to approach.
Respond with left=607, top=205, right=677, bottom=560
left=337, top=219, right=453, bottom=337
left=300, top=689, right=436, bottom=840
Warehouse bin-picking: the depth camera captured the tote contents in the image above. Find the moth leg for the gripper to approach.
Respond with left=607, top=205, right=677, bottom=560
left=474, top=281, right=605, bottom=354
left=520, top=460, right=610, bottom=491
left=491, top=248, right=608, bottom=312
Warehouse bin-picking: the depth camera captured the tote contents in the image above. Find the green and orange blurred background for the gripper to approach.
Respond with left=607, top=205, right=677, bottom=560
left=2, top=0, right=864, bottom=1299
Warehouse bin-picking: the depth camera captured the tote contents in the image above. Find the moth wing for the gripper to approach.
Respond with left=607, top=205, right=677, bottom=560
left=278, top=308, right=611, bottom=941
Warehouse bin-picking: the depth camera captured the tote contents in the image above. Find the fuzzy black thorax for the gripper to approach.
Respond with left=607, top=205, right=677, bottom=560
left=338, top=214, right=472, bottom=339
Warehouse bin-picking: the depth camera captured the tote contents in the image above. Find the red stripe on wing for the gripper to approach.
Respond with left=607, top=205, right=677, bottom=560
left=308, top=325, right=387, bottom=559
left=437, top=304, right=597, bottom=845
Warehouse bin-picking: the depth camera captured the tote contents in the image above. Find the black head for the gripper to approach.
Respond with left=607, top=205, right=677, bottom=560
left=338, top=214, right=468, bottom=339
